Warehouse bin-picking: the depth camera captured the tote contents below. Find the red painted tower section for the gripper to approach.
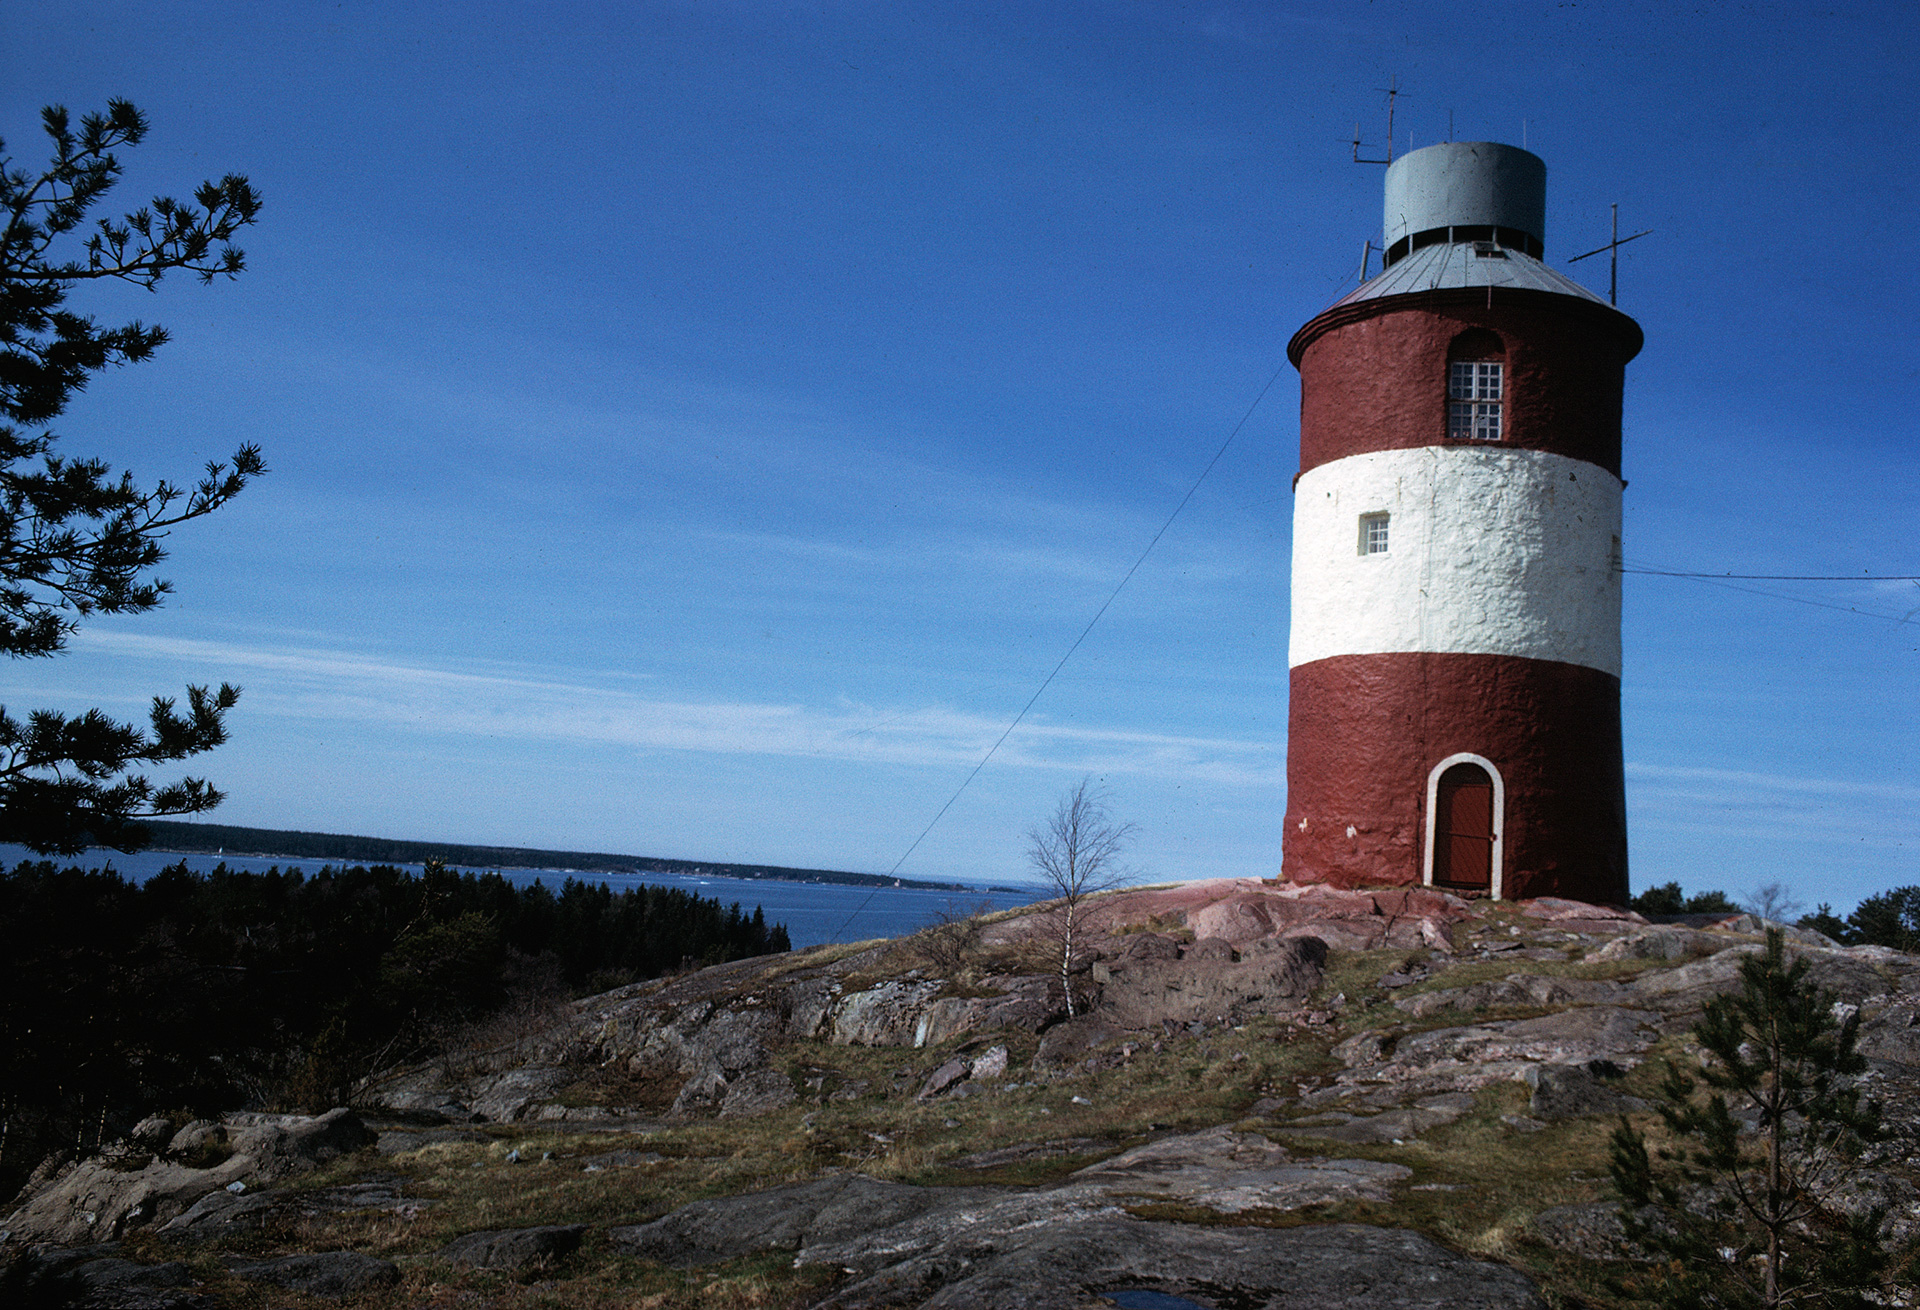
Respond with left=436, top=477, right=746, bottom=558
left=1282, top=143, right=1642, bottom=903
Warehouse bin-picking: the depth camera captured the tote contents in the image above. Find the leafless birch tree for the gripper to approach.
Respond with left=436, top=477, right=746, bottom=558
left=1026, top=778, right=1134, bottom=1017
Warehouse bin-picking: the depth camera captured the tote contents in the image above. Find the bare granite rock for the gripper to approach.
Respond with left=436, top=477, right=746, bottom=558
left=807, top=1219, right=1546, bottom=1310
left=158, top=1172, right=432, bottom=1241
left=223, top=1251, right=399, bottom=1298
left=1394, top=973, right=1624, bottom=1018
left=466, top=1066, right=577, bottom=1122
left=618, top=1170, right=1541, bottom=1310
left=1525, top=1062, right=1648, bottom=1119
left=1096, top=934, right=1327, bottom=1029
left=718, top=1068, right=799, bottom=1117
left=4, top=1109, right=373, bottom=1246
left=1064, top=1125, right=1411, bottom=1211
left=1278, top=1094, right=1477, bottom=1144
left=611, top=1174, right=1008, bottom=1265
left=1333, top=1007, right=1663, bottom=1104
left=440, top=1223, right=587, bottom=1271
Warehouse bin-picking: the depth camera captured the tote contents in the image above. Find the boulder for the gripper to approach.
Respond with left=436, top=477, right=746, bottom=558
left=1033, top=1016, right=1127, bottom=1069
left=1620, top=943, right=1888, bottom=1013
left=440, top=1223, right=587, bottom=1271
left=1857, top=1000, right=1920, bottom=1070
left=164, top=1121, right=226, bottom=1160
left=127, top=1118, right=176, bottom=1153
left=915, top=1058, right=971, bottom=1100
left=1525, top=1063, right=1648, bottom=1120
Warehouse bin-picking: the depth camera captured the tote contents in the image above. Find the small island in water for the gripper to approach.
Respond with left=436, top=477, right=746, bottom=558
left=141, top=820, right=1027, bottom=894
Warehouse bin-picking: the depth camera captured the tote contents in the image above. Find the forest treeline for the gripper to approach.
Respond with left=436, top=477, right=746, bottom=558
left=0, top=859, right=788, bottom=1195
left=139, top=820, right=986, bottom=891
left=1631, top=879, right=1920, bottom=951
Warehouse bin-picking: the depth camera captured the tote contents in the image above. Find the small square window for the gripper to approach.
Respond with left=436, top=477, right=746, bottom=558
left=1359, top=512, right=1390, bottom=556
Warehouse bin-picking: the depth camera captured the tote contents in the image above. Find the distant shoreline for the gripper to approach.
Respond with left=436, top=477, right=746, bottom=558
left=140, top=820, right=1029, bottom=895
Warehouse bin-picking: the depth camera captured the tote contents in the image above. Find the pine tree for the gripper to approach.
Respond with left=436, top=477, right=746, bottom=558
left=1, top=101, right=263, bottom=853
left=1609, top=929, right=1894, bottom=1309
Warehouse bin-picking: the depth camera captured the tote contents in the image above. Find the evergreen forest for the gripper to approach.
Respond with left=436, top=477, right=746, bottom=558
left=0, top=859, right=788, bottom=1196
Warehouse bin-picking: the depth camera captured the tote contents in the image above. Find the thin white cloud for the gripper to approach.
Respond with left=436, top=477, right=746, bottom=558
left=1626, top=761, right=1920, bottom=850
left=74, top=630, right=1281, bottom=786
left=1627, top=762, right=1920, bottom=805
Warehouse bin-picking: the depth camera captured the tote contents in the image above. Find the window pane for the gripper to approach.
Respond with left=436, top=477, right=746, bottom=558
left=1449, top=362, right=1474, bottom=400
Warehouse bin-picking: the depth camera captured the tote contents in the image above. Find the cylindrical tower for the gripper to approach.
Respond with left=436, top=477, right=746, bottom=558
left=1283, top=142, right=1642, bottom=903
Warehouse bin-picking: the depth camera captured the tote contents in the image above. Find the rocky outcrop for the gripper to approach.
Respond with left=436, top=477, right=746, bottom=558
left=610, top=1134, right=1535, bottom=1309
left=807, top=1219, right=1546, bottom=1309
left=1095, top=933, right=1326, bottom=1028
left=158, top=1172, right=432, bottom=1241
left=3, top=1109, right=373, bottom=1247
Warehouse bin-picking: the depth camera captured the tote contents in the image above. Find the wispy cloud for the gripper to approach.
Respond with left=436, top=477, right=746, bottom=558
left=1626, top=761, right=1920, bottom=850
left=75, top=631, right=1281, bottom=786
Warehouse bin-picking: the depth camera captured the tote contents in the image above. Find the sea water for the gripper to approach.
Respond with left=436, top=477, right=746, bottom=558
left=0, top=843, right=1042, bottom=949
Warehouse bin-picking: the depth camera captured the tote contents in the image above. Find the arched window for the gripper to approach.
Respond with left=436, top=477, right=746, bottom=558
left=1447, top=329, right=1506, bottom=442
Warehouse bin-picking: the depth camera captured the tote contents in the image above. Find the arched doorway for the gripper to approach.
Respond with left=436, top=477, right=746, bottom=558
left=1423, top=754, right=1504, bottom=898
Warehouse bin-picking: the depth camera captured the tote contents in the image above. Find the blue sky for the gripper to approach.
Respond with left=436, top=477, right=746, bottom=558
left=4, top=2, right=1915, bottom=909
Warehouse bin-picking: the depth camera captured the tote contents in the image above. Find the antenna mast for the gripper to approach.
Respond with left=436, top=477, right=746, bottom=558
left=1351, top=78, right=1402, bottom=166
left=1567, top=203, right=1653, bottom=305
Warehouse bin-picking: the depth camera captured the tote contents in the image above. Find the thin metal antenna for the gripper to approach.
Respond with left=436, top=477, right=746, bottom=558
left=1568, top=202, right=1653, bottom=306
left=1359, top=239, right=1376, bottom=284
left=1350, top=77, right=1402, bottom=165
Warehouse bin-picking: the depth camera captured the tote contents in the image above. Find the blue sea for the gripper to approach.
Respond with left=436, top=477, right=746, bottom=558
left=0, top=844, right=1045, bottom=950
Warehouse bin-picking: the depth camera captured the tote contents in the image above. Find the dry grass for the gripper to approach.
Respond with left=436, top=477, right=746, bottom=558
left=114, top=917, right=1768, bottom=1309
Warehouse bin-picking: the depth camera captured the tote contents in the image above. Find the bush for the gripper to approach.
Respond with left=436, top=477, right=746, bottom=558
left=1631, top=881, right=1740, bottom=916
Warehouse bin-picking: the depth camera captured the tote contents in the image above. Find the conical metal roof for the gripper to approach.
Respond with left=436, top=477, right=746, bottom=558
left=1330, top=240, right=1609, bottom=310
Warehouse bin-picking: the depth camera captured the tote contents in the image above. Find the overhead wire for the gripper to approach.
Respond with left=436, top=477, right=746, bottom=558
left=829, top=358, right=1292, bottom=942
left=1621, top=562, right=1920, bottom=624
left=1621, top=568, right=1920, bottom=581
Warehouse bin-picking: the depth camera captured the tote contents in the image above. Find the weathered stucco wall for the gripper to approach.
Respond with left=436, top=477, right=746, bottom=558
left=1292, top=291, right=1637, bottom=478
left=1284, top=282, right=1637, bottom=904
left=1283, top=652, right=1627, bottom=904
left=1289, top=446, right=1622, bottom=676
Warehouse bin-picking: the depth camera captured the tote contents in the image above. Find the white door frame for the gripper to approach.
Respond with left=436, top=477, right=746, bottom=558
left=1422, top=753, right=1505, bottom=900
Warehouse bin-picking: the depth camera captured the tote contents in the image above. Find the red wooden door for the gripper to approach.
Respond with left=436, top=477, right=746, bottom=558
left=1433, top=762, right=1495, bottom=891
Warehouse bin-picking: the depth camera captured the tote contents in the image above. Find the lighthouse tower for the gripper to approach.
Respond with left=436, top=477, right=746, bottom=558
left=1283, top=142, right=1641, bottom=903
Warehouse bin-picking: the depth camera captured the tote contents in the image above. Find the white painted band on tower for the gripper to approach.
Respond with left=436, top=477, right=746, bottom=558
left=1384, top=142, right=1547, bottom=249
left=1288, top=446, right=1623, bottom=675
